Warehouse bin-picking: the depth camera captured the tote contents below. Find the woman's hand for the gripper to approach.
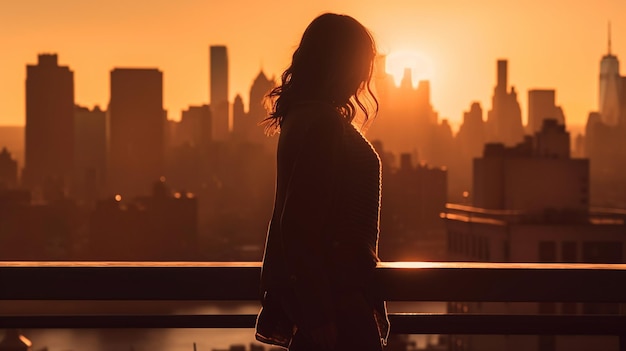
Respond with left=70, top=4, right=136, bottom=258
left=308, top=322, right=338, bottom=350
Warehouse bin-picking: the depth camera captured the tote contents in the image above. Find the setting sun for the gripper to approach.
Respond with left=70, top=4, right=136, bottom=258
left=385, top=50, right=434, bottom=88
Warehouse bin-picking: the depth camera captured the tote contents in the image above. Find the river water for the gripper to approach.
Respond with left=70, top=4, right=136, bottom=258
left=4, top=301, right=444, bottom=351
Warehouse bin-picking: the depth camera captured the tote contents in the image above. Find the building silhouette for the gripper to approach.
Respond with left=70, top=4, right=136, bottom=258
left=0, top=188, right=80, bottom=260
left=232, top=94, right=246, bottom=142
left=159, top=69, right=278, bottom=261
left=231, top=70, right=274, bottom=146
left=89, top=179, right=198, bottom=260
left=178, top=104, right=212, bottom=148
left=451, top=102, right=486, bottom=201
left=457, top=102, right=486, bottom=158
left=74, top=105, right=107, bottom=204
left=527, top=89, right=565, bottom=133
left=486, top=60, right=524, bottom=146
left=599, top=23, right=622, bottom=126
left=368, top=57, right=440, bottom=159
left=474, top=120, right=586, bottom=213
left=372, top=54, right=395, bottom=107
left=0, top=127, right=24, bottom=175
left=210, top=46, right=230, bottom=141
left=247, top=70, right=274, bottom=145
left=22, top=54, right=74, bottom=201
left=0, top=148, right=18, bottom=189
left=584, top=30, right=626, bottom=207
left=108, top=68, right=165, bottom=198
left=377, top=150, right=447, bottom=261
left=444, top=120, right=624, bottom=351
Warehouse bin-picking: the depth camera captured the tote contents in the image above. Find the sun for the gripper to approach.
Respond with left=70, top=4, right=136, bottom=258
left=385, top=50, right=434, bottom=88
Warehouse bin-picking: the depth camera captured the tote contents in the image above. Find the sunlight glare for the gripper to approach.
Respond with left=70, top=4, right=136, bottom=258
left=385, top=50, right=434, bottom=88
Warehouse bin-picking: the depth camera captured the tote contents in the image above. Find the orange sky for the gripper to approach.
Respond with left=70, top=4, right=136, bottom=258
left=0, top=0, right=624, bottom=132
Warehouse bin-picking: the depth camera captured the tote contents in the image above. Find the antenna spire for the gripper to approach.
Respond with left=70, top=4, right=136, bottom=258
left=609, top=21, right=611, bottom=55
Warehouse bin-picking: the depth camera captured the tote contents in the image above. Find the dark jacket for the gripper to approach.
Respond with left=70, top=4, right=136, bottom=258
left=255, top=102, right=389, bottom=348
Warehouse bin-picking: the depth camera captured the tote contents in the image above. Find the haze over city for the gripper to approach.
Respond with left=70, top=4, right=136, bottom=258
left=1, top=0, right=625, bottom=129
left=2, top=2, right=626, bottom=351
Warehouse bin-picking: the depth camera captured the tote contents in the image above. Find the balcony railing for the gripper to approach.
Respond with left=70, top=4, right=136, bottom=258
left=1, top=262, right=625, bottom=348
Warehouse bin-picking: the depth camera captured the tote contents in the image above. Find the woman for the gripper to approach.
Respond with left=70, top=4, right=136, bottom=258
left=255, top=13, right=389, bottom=351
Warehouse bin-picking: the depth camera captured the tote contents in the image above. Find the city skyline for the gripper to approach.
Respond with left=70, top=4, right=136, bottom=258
left=0, top=0, right=624, bottom=129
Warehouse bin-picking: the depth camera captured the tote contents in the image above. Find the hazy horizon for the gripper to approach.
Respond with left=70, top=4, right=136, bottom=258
left=1, top=0, right=624, bottom=128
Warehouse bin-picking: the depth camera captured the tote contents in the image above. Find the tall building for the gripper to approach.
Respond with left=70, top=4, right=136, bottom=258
left=457, top=102, right=486, bottom=158
left=599, top=23, right=622, bottom=126
left=451, top=102, right=486, bottom=200
left=231, top=94, right=246, bottom=142
left=373, top=54, right=394, bottom=106
left=474, top=119, right=586, bottom=213
left=444, top=123, right=624, bottom=351
left=178, top=104, right=211, bottom=147
left=366, top=66, right=440, bottom=157
left=0, top=127, right=24, bottom=176
left=23, top=54, right=74, bottom=199
left=378, top=150, right=448, bottom=261
left=486, top=60, right=524, bottom=146
left=247, top=70, right=274, bottom=144
left=74, top=105, right=107, bottom=203
left=527, top=89, right=565, bottom=133
left=584, top=28, right=626, bottom=207
left=0, top=148, right=18, bottom=189
left=231, top=70, right=274, bottom=145
left=108, top=68, right=164, bottom=198
left=210, top=46, right=229, bottom=141
left=621, top=75, right=626, bottom=126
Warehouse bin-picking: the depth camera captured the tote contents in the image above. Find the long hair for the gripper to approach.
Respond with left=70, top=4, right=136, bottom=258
left=263, top=13, right=378, bottom=134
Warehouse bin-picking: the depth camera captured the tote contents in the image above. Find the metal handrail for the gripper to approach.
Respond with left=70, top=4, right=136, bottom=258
left=1, top=261, right=625, bottom=348
left=2, top=262, right=626, bottom=301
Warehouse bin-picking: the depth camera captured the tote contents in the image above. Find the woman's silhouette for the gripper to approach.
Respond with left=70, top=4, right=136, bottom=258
left=255, top=13, right=389, bottom=350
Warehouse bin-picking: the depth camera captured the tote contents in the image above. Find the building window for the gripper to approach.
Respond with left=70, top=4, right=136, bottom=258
left=538, top=241, right=557, bottom=262
left=561, top=241, right=577, bottom=263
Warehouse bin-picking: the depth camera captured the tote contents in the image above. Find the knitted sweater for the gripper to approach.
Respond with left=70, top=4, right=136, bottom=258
left=256, top=102, right=389, bottom=348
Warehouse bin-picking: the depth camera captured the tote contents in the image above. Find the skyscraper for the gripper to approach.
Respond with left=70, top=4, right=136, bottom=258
left=74, top=105, right=107, bottom=203
left=210, top=46, right=229, bottom=141
left=474, top=122, right=585, bottom=212
left=108, top=68, right=164, bottom=198
left=457, top=102, right=486, bottom=158
left=178, top=105, right=211, bottom=148
left=366, top=65, right=439, bottom=156
left=527, top=89, right=565, bottom=133
left=23, top=54, right=74, bottom=198
left=247, top=70, right=274, bottom=144
left=599, top=23, right=622, bottom=126
left=486, top=60, right=524, bottom=146
left=0, top=148, right=18, bottom=189
left=231, top=94, right=246, bottom=142
left=373, top=54, right=394, bottom=106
